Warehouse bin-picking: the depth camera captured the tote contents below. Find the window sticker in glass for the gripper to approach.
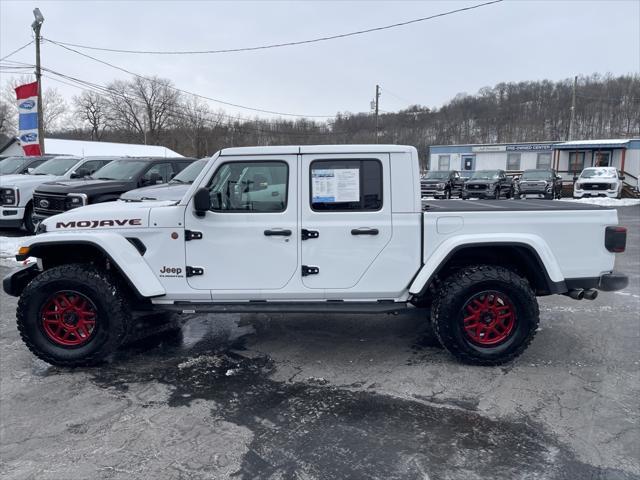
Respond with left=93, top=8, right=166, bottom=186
left=311, top=168, right=360, bottom=203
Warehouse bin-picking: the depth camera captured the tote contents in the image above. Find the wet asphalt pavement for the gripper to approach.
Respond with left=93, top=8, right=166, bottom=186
left=0, top=206, right=638, bottom=480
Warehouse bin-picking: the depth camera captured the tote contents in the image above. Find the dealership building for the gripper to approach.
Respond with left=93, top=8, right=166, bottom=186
left=428, top=138, right=640, bottom=191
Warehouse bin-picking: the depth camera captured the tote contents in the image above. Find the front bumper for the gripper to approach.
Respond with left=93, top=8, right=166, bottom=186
left=2, top=263, right=40, bottom=297
left=0, top=206, right=25, bottom=228
left=565, top=272, right=629, bottom=292
left=462, top=190, right=493, bottom=199
left=573, top=189, right=618, bottom=198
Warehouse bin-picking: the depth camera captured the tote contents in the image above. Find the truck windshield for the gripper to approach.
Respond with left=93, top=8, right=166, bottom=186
left=31, top=157, right=79, bottom=176
left=471, top=170, right=499, bottom=180
left=424, top=171, right=449, bottom=179
left=580, top=168, right=616, bottom=178
left=0, top=157, right=28, bottom=174
left=92, top=159, right=150, bottom=180
left=169, top=159, right=206, bottom=184
left=521, top=170, right=552, bottom=180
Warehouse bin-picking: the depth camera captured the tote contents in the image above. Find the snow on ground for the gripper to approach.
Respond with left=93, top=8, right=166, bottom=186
left=559, top=197, right=640, bottom=207
left=0, top=236, right=33, bottom=267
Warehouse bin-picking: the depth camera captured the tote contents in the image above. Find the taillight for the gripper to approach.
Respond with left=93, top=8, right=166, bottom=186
left=605, top=226, right=627, bottom=253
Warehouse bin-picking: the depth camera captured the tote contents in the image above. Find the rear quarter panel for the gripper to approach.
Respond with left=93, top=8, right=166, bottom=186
left=410, top=208, right=618, bottom=293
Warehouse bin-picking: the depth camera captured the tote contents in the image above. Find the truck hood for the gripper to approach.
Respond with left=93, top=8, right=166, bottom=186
left=36, top=178, right=133, bottom=195
left=0, top=174, right=57, bottom=187
left=40, top=199, right=175, bottom=232
left=120, top=183, right=190, bottom=201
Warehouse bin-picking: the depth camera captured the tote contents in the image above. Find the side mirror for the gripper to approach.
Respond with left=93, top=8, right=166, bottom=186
left=27, top=167, right=34, bottom=174
left=193, top=187, right=211, bottom=217
left=70, top=168, right=89, bottom=179
left=620, top=175, right=625, bottom=180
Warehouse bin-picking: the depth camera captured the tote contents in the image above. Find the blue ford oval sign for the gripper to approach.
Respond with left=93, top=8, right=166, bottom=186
left=19, top=99, right=36, bottom=110
left=20, top=132, right=38, bottom=142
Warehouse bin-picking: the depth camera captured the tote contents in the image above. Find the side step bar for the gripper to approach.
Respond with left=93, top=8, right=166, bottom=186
left=156, top=301, right=412, bottom=315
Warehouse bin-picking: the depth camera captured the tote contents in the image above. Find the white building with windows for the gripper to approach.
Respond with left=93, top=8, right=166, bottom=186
left=428, top=139, right=639, bottom=190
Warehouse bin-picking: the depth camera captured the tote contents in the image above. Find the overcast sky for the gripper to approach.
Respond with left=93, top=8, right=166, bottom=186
left=1, top=0, right=639, bottom=120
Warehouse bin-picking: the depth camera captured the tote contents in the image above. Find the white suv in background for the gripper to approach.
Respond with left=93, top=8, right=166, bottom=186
left=0, top=156, right=115, bottom=233
left=573, top=167, right=624, bottom=199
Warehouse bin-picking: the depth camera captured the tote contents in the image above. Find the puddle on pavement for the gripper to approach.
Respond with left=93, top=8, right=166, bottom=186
left=87, top=315, right=636, bottom=480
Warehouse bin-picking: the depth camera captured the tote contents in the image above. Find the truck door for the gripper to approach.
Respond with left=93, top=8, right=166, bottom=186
left=300, top=154, right=392, bottom=289
left=184, top=155, right=298, bottom=291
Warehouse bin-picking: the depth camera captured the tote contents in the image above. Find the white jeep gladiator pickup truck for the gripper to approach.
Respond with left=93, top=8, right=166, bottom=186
left=3, top=145, right=628, bottom=367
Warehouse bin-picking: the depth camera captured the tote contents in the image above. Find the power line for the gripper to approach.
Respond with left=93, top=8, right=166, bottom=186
left=46, top=1, right=503, bottom=55
left=40, top=69, right=350, bottom=137
left=0, top=40, right=34, bottom=62
left=45, top=38, right=340, bottom=118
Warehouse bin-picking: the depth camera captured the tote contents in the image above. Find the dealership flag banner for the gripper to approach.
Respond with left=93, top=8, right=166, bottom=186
left=15, top=81, right=42, bottom=156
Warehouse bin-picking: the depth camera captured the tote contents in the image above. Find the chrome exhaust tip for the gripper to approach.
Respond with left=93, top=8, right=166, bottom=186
left=583, top=289, right=598, bottom=300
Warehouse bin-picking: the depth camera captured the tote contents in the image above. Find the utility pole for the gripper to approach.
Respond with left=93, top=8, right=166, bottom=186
left=374, top=84, right=381, bottom=144
left=32, top=8, right=45, bottom=154
left=568, top=75, right=577, bottom=141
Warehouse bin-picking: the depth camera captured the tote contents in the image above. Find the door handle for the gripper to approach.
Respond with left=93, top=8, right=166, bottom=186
left=351, top=228, right=379, bottom=236
left=264, top=229, right=292, bottom=237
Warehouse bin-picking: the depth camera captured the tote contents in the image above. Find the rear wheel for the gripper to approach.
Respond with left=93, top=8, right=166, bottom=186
left=16, top=264, right=131, bottom=367
left=431, top=265, right=539, bottom=365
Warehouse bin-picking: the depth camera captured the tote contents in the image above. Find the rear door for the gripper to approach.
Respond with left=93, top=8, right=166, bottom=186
left=184, top=155, right=298, bottom=291
left=300, top=154, right=391, bottom=290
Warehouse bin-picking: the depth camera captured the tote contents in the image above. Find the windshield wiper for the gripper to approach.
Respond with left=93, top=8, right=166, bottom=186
left=97, top=177, right=115, bottom=180
left=170, top=179, right=185, bottom=184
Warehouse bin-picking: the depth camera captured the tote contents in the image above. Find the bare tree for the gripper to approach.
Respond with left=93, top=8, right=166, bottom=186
left=104, top=76, right=180, bottom=144
left=73, top=91, right=110, bottom=140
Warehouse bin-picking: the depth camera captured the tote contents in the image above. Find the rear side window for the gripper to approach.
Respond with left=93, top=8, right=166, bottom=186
left=310, top=159, right=382, bottom=211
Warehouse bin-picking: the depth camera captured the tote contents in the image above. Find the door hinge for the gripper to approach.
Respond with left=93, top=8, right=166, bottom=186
left=301, top=265, right=319, bottom=276
left=301, top=229, right=319, bottom=241
left=185, top=230, right=203, bottom=241
left=186, top=266, right=204, bottom=277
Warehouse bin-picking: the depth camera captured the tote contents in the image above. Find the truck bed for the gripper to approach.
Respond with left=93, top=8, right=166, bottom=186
left=422, top=199, right=613, bottom=212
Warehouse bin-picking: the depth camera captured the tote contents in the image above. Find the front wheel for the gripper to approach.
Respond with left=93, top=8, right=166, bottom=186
left=431, top=265, right=539, bottom=365
left=23, top=203, right=36, bottom=235
left=16, top=264, right=131, bottom=367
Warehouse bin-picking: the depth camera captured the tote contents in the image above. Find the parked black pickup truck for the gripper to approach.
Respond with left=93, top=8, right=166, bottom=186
left=32, top=157, right=195, bottom=223
left=515, top=169, right=563, bottom=199
left=420, top=170, right=465, bottom=199
left=461, top=169, right=513, bottom=199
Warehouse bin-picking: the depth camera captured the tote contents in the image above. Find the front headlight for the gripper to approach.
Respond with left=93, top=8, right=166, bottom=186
left=65, top=193, right=88, bottom=210
left=1, top=188, right=19, bottom=206
left=575, top=182, right=582, bottom=189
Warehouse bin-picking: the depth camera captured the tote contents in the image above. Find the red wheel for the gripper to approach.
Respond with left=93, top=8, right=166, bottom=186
left=41, top=291, right=98, bottom=347
left=461, top=291, right=516, bottom=346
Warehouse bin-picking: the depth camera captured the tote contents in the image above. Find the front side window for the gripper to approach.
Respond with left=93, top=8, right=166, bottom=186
left=207, top=161, right=288, bottom=212
left=438, top=155, right=450, bottom=170
left=536, top=153, right=552, bottom=169
left=310, top=159, right=382, bottom=211
left=142, top=163, right=176, bottom=183
left=507, top=153, right=521, bottom=171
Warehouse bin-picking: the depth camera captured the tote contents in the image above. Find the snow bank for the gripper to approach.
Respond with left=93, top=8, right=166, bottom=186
left=560, top=197, right=640, bottom=207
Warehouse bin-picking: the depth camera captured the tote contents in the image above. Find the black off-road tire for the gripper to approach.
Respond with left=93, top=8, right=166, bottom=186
left=16, top=264, right=131, bottom=367
left=431, top=265, right=539, bottom=366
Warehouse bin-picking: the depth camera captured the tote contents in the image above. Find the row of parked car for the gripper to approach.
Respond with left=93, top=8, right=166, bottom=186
left=420, top=167, right=625, bottom=200
left=0, top=155, right=204, bottom=233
